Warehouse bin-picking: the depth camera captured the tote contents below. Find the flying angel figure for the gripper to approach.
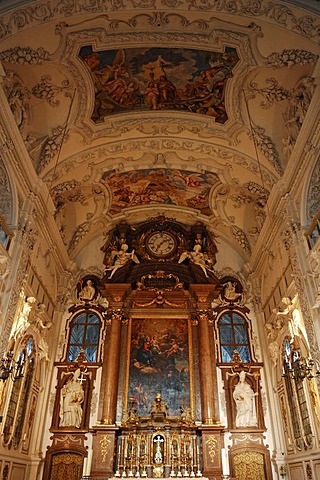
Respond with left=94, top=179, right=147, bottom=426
left=106, top=243, right=140, bottom=279
left=178, top=244, right=215, bottom=277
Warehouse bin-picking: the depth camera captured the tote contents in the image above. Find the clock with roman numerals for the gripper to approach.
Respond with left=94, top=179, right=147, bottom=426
left=145, top=231, right=177, bottom=258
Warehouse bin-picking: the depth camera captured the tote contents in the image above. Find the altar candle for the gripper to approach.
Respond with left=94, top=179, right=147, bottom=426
left=86, top=449, right=93, bottom=476
left=82, top=458, right=87, bottom=476
left=221, top=448, right=229, bottom=475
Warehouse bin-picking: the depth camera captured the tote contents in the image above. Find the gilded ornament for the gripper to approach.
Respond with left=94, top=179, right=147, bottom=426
left=100, top=435, right=111, bottom=462
left=205, top=435, right=217, bottom=462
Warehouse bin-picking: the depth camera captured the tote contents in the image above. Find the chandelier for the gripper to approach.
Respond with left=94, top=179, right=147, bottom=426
left=0, top=351, right=24, bottom=382
left=283, top=354, right=320, bottom=381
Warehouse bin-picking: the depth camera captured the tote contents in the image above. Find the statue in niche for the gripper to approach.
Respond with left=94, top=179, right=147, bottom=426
left=59, top=369, right=84, bottom=428
left=233, top=371, right=258, bottom=427
left=79, top=279, right=96, bottom=302
left=222, top=281, right=243, bottom=302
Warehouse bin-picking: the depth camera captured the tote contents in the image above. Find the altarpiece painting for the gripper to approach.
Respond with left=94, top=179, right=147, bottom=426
left=127, top=318, right=191, bottom=417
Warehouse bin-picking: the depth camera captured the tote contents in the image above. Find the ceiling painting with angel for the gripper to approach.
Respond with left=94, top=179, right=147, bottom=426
left=79, top=46, right=239, bottom=122
left=101, top=168, right=220, bottom=216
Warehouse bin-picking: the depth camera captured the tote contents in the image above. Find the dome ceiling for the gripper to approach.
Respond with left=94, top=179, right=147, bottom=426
left=0, top=0, right=318, bottom=268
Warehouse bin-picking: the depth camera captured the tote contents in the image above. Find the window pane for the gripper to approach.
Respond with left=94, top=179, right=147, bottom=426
left=221, top=345, right=234, bottom=362
left=86, top=324, right=100, bottom=343
left=234, top=324, right=248, bottom=344
left=70, top=324, right=85, bottom=345
left=68, top=345, right=81, bottom=362
left=219, top=312, right=251, bottom=363
left=85, top=346, right=97, bottom=362
left=220, top=314, right=232, bottom=324
left=88, top=313, right=99, bottom=324
left=232, top=313, right=245, bottom=324
left=67, top=312, right=101, bottom=363
left=237, top=346, right=251, bottom=363
left=220, top=325, right=232, bottom=343
left=74, top=313, right=87, bottom=324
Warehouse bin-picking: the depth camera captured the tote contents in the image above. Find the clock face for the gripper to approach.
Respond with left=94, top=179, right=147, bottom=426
left=146, top=231, right=176, bottom=258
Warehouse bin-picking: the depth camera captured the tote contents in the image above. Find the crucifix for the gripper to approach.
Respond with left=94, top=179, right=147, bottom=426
left=154, top=435, right=164, bottom=463
left=77, top=372, right=86, bottom=385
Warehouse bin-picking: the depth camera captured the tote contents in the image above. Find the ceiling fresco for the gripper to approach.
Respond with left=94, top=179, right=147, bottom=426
left=0, top=0, right=318, bottom=264
left=101, top=169, right=220, bottom=216
left=79, top=46, right=239, bottom=122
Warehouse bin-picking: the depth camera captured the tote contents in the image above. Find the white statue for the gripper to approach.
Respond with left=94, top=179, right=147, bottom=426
left=106, top=243, right=140, bottom=279
left=11, top=296, right=37, bottom=341
left=274, top=295, right=303, bottom=341
left=32, top=304, right=52, bottom=361
left=233, top=371, right=258, bottom=427
left=59, top=369, right=84, bottom=428
left=222, top=281, right=242, bottom=302
left=268, top=340, right=280, bottom=367
left=79, top=279, right=96, bottom=301
left=178, top=244, right=214, bottom=277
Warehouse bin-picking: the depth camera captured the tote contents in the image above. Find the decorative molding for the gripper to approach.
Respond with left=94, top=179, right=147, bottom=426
left=231, top=224, right=252, bottom=256
left=306, top=155, right=319, bottom=224
left=36, top=124, right=69, bottom=174
left=31, top=75, right=73, bottom=107
left=0, top=46, right=50, bottom=64
left=0, top=157, right=13, bottom=221
left=0, top=1, right=319, bottom=42
left=248, top=77, right=290, bottom=109
left=266, top=49, right=319, bottom=68
left=250, top=122, right=282, bottom=174
left=45, top=139, right=277, bottom=190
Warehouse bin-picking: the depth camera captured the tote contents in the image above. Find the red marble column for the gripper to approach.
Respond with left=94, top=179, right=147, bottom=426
left=198, top=310, right=217, bottom=424
left=101, top=309, right=123, bottom=424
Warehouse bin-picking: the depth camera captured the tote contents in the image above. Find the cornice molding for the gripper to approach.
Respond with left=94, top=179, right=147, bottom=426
left=0, top=1, right=319, bottom=42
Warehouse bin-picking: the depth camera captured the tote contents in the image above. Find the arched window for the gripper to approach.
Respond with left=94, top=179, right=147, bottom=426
left=283, top=340, right=313, bottom=449
left=218, top=311, right=251, bottom=363
left=67, top=311, right=101, bottom=362
left=3, top=337, right=35, bottom=447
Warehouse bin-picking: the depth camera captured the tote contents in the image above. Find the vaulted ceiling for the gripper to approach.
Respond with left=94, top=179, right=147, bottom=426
left=0, top=0, right=319, bottom=279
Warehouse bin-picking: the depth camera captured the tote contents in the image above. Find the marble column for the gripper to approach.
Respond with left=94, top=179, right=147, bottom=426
left=198, top=309, right=217, bottom=425
left=101, top=309, right=123, bottom=424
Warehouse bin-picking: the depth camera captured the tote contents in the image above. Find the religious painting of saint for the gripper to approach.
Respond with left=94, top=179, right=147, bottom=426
left=102, top=168, right=219, bottom=216
left=79, top=46, right=239, bottom=122
left=128, top=318, right=191, bottom=417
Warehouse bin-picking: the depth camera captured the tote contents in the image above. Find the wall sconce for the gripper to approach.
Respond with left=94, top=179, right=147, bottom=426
left=279, top=465, right=286, bottom=479
left=0, top=352, right=24, bottom=382
left=283, top=354, right=320, bottom=381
